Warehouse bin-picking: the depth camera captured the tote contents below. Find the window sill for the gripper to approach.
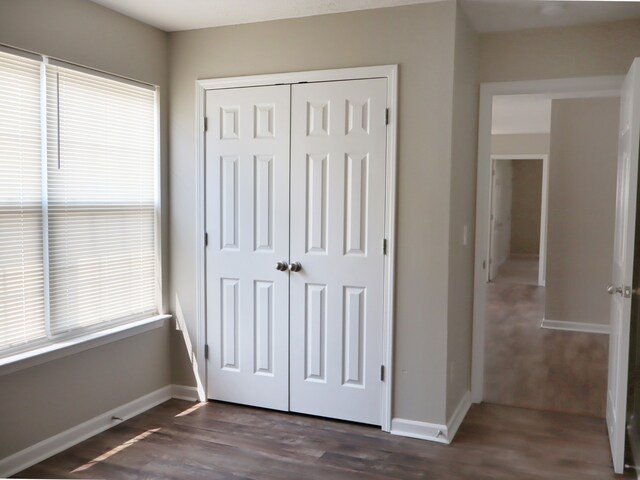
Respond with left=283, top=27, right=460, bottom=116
left=0, top=314, right=171, bottom=377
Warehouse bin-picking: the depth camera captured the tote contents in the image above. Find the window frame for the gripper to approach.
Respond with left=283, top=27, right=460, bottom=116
left=0, top=45, right=166, bottom=367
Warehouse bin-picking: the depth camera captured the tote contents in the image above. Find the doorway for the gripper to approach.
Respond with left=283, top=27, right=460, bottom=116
left=472, top=74, right=632, bottom=472
left=488, top=155, right=548, bottom=287
left=195, top=66, right=398, bottom=431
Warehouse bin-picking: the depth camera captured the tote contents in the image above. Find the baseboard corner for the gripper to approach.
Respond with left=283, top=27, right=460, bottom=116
left=390, top=418, right=450, bottom=444
left=171, top=384, right=200, bottom=402
left=447, top=390, right=471, bottom=443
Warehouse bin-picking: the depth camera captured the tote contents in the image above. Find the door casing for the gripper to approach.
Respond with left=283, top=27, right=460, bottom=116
left=194, top=65, right=398, bottom=432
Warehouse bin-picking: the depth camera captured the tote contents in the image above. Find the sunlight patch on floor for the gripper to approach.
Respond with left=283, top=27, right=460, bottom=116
left=71, top=428, right=161, bottom=473
left=175, top=402, right=207, bottom=417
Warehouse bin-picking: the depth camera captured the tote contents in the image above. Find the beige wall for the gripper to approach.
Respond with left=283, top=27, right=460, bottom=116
left=511, top=161, right=543, bottom=256
left=446, top=8, right=479, bottom=419
left=491, top=133, right=550, bottom=156
left=511, top=160, right=542, bottom=255
left=480, top=18, right=640, bottom=82
left=168, top=1, right=476, bottom=425
left=0, top=0, right=171, bottom=459
left=545, top=97, right=619, bottom=326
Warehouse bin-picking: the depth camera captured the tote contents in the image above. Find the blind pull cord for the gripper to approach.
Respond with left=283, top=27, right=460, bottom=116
left=56, top=72, right=61, bottom=169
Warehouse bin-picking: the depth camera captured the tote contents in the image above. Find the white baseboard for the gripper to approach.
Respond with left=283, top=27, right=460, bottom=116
left=171, top=384, right=199, bottom=402
left=541, top=318, right=610, bottom=335
left=447, top=390, right=471, bottom=442
left=0, top=384, right=196, bottom=478
left=390, top=418, right=449, bottom=444
left=390, top=390, right=471, bottom=445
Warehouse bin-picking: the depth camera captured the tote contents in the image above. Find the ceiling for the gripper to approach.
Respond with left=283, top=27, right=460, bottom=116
left=89, top=0, right=439, bottom=32
left=492, top=95, right=552, bottom=135
left=89, top=0, right=640, bottom=33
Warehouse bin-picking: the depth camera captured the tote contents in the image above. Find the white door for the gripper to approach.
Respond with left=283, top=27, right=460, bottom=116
left=205, top=85, right=291, bottom=411
left=607, top=58, right=640, bottom=474
left=289, top=78, right=387, bottom=425
left=489, top=160, right=512, bottom=281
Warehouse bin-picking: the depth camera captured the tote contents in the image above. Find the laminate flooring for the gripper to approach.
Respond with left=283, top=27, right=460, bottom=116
left=16, top=399, right=631, bottom=479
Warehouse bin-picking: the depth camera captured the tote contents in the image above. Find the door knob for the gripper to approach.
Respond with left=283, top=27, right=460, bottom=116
left=288, top=262, right=302, bottom=272
left=276, top=261, right=289, bottom=271
left=607, top=284, right=623, bottom=295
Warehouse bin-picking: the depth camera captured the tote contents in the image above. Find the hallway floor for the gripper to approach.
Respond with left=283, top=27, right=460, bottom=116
left=15, top=399, right=631, bottom=479
left=484, top=259, right=609, bottom=416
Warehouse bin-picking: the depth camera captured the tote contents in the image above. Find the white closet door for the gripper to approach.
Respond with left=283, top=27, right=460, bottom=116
left=289, top=78, right=387, bottom=425
left=205, top=85, right=291, bottom=411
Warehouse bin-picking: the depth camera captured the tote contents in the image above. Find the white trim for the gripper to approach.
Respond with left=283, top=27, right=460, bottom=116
left=489, top=154, right=549, bottom=287
left=0, top=315, right=170, bottom=377
left=541, top=318, right=610, bottom=335
left=0, top=385, right=174, bottom=479
left=390, top=391, right=471, bottom=445
left=195, top=65, right=398, bottom=432
left=171, top=384, right=200, bottom=402
left=390, top=418, right=449, bottom=444
left=447, top=391, right=471, bottom=442
left=472, top=75, right=624, bottom=404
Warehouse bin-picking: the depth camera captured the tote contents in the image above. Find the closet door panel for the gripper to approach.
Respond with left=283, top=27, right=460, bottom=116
left=205, top=85, right=291, bottom=411
left=289, top=78, right=387, bottom=425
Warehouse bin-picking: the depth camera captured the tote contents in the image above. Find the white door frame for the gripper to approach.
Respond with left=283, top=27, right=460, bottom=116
left=472, top=75, right=624, bottom=403
left=194, top=65, right=398, bottom=432
left=489, top=154, right=549, bottom=287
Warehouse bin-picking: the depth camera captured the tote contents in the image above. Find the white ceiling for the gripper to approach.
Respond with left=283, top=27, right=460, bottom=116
left=89, top=0, right=440, bottom=32
left=492, top=95, right=552, bottom=135
left=89, top=0, right=640, bottom=33
left=460, top=0, right=640, bottom=34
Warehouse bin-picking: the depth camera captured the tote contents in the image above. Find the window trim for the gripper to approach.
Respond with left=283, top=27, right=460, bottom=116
left=0, top=314, right=171, bottom=377
left=0, top=43, right=165, bottom=362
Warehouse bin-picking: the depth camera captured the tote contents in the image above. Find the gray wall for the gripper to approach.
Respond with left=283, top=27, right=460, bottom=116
left=491, top=134, right=550, bottom=156
left=0, top=0, right=171, bottom=459
left=511, top=160, right=542, bottom=256
left=168, top=1, right=474, bottom=425
left=480, top=18, right=640, bottom=82
left=545, top=97, right=619, bottom=326
left=446, top=8, right=479, bottom=418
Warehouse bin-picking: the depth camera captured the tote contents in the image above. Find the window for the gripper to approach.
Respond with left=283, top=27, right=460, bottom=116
left=0, top=49, right=159, bottom=357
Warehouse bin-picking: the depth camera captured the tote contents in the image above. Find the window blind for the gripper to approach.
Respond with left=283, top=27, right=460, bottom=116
left=0, top=51, right=46, bottom=351
left=45, top=64, right=157, bottom=335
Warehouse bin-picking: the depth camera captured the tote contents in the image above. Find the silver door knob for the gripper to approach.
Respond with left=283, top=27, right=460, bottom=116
left=276, top=261, right=289, bottom=271
left=607, top=284, right=623, bottom=295
left=288, top=262, right=302, bottom=272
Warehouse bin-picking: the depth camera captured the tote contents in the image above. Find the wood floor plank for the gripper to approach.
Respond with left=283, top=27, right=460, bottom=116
left=14, top=399, right=634, bottom=479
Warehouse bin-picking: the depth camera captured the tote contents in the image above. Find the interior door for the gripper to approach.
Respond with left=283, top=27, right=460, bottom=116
left=205, top=85, right=291, bottom=411
left=289, top=78, right=387, bottom=425
left=607, top=58, right=640, bottom=474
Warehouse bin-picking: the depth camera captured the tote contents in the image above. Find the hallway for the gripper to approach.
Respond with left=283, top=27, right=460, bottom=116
left=484, top=261, right=609, bottom=416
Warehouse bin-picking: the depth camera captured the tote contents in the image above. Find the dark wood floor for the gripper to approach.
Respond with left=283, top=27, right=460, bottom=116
left=16, top=399, right=633, bottom=479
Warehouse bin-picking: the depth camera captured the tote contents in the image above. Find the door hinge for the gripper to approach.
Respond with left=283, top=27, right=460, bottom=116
left=204, top=232, right=208, bottom=247
left=382, top=238, right=387, bottom=255
left=204, top=344, right=209, bottom=360
left=204, top=117, right=208, bottom=132
left=482, top=260, right=486, bottom=270
left=380, top=365, right=385, bottom=381
left=385, top=108, right=390, bottom=125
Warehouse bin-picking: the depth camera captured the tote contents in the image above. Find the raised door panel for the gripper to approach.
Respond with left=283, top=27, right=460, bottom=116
left=289, top=78, right=387, bottom=425
left=205, top=85, right=291, bottom=411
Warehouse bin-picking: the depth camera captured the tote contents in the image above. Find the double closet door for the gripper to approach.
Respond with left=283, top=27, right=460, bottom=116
left=205, top=78, right=387, bottom=426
